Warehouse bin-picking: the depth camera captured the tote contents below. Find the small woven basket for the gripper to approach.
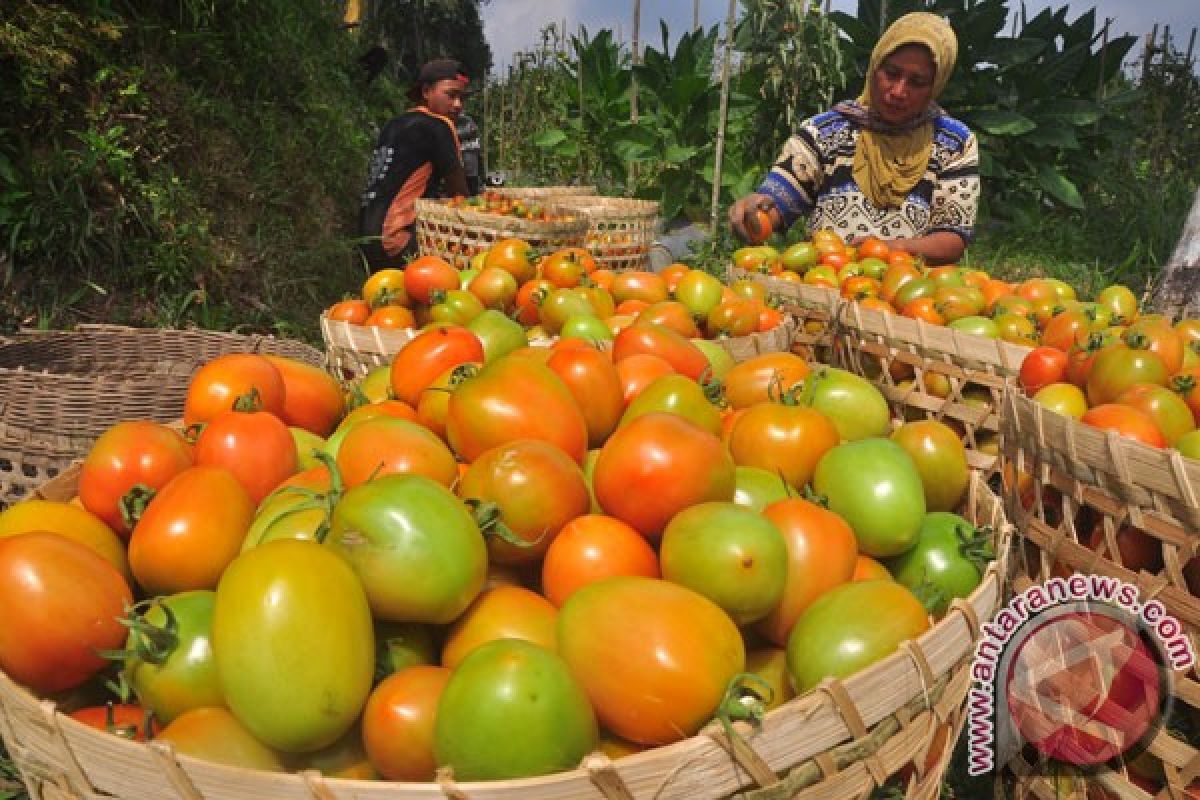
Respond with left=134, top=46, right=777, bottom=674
left=553, top=196, right=660, bottom=272
left=1000, top=390, right=1200, bottom=798
left=415, top=198, right=588, bottom=270
left=0, top=325, right=323, bottom=506
left=2, top=465, right=1010, bottom=800
left=726, top=270, right=839, bottom=363
left=319, top=315, right=416, bottom=382
left=714, top=316, right=798, bottom=364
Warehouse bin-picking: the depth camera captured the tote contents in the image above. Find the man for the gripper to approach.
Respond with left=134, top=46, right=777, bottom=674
left=358, top=59, right=471, bottom=271
left=456, top=112, right=484, bottom=196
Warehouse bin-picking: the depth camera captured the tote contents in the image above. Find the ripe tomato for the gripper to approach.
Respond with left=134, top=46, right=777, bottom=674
left=755, top=498, right=858, bottom=646
left=658, top=262, right=691, bottom=292
left=414, top=362, right=478, bottom=440
left=362, top=666, right=450, bottom=780
left=327, top=299, right=371, bottom=325
left=389, top=325, right=484, bottom=407
left=1172, top=367, right=1200, bottom=424
left=484, top=237, right=537, bottom=284
left=326, top=475, right=487, bottom=623
left=0, top=499, right=129, bottom=582
left=1115, top=383, right=1196, bottom=446
left=435, top=640, right=597, bottom=780
left=1085, top=345, right=1169, bottom=406
left=441, top=586, right=558, bottom=669
left=1019, top=346, right=1069, bottom=394
left=558, top=577, right=743, bottom=745
left=705, top=298, right=760, bottom=338
left=261, top=355, right=344, bottom=437
left=852, top=554, right=892, bottom=582
left=362, top=268, right=407, bottom=308
left=0, top=533, right=131, bottom=694
left=660, top=502, right=787, bottom=626
left=364, top=304, right=416, bottom=329
left=1040, top=310, right=1093, bottom=353
left=469, top=266, right=520, bottom=311
left=611, top=323, right=710, bottom=381
left=889, top=420, right=970, bottom=512
left=68, top=704, right=152, bottom=741
left=183, top=353, right=285, bottom=426
left=540, top=514, right=659, bottom=607
left=1126, top=319, right=1185, bottom=375
left=727, top=403, right=839, bottom=490
left=1081, top=404, right=1166, bottom=448
left=404, top=255, right=459, bottom=306
left=155, top=707, right=287, bottom=771
left=546, top=346, right=624, bottom=448
left=722, top=352, right=810, bottom=410
left=786, top=580, right=930, bottom=692
left=335, top=415, right=458, bottom=489
left=540, top=247, right=595, bottom=288
left=611, top=271, right=669, bottom=305
left=194, top=407, right=298, bottom=504
left=593, top=412, right=735, bottom=539
left=637, top=300, right=702, bottom=339
left=446, top=356, right=588, bottom=464
left=614, top=352, right=676, bottom=405
left=458, top=439, right=590, bottom=564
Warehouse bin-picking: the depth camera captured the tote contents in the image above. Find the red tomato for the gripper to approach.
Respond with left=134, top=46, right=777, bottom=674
left=1019, top=346, right=1069, bottom=394
left=362, top=666, right=451, bottom=781
left=1081, top=404, right=1167, bottom=448
left=77, top=421, right=194, bottom=537
left=722, top=352, right=810, bottom=410
left=327, top=299, right=370, bottom=325
left=592, top=412, right=735, bottom=539
left=557, top=577, right=744, bottom=745
left=68, top=704, right=152, bottom=741
left=441, top=586, right=558, bottom=669
left=128, top=466, right=255, bottom=594
left=1086, top=346, right=1169, bottom=406
left=0, top=532, right=132, bottom=694
left=404, top=255, right=459, bottom=306
left=614, top=353, right=676, bottom=405
left=194, top=407, right=298, bottom=504
left=541, top=514, right=660, bottom=607
left=183, top=353, right=285, bottom=426
left=335, top=416, right=459, bottom=489
left=389, top=325, right=485, bottom=407
left=1115, top=383, right=1196, bottom=446
left=611, top=323, right=710, bottom=381
left=262, top=355, right=345, bottom=437
left=546, top=346, right=625, bottom=448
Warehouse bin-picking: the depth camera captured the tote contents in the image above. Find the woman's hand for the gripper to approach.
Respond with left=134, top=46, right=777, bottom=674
left=729, top=193, right=783, bottom=244
left=850, top=232, right=965, bottom=265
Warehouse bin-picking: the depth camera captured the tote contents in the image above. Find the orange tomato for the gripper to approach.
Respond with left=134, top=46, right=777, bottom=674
left=851, top=555, right=892, bottom=582
left=362, top=269, right=408, bottom=308
left=362, top=667, right=450, bottom=781
left=541, top=515, right=660, bottom=607
left=856, top=237, right=890, bottom=261
left=327, top=299, right=371, bottom=325
left=335, top=416, right=459, bottom=488
left=364, top=305, right=416, bottom=329
left=1080, top=404, right=1166, bottom=448
left=610, top=271, right=669, bottom=306
left=613, top=353, right=676, bottom=405
left=723, top=352, right=810, bottom=409
left=441, top=587, right=558, bottom=668
left=183, top=353, right=285, bottom=426
left=263, top=355, right=345, bottom=437
left=389, top=325, right=485, bottom=407
left=658, top=263, right=691, bottom=292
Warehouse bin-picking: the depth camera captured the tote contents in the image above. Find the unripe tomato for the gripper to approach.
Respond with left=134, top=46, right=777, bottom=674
left=889, top=420, right=970, bottom=512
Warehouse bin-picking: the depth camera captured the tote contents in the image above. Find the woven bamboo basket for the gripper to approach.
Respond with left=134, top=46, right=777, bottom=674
left=415, top=199, right=588, bottom=270
left=999, top=390, right=1200, bottom=799
left=553, top=197, right=660, bottom=272
left=493, top=186, right=598, bottom=200
left=1, top=465, right=1010, bottom=800
left=725, top=270, right=839, bottom=363
left=713, top=315, right=799, bottom=364
left=0, top=325, right=323, bottom=507
left=319, top=315, right=417, bottom=382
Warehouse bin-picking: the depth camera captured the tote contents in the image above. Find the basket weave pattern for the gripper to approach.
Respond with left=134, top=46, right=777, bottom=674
left=1, top=466, right=1010, bottom=800
left=493, top=186, right=598, bottom=200
left=319, top=315, right=416, bottom=382
left=415, top=198, right=588, bottom=270
left=553, top=197, right=660, bottom=272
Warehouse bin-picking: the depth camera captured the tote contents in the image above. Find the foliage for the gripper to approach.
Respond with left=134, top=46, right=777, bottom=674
left=362, top=0, right=493, bottom=83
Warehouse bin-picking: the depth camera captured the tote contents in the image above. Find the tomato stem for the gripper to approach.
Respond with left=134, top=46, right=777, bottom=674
left=232, top=388, right=263, bottom=413
left=119, top=483, right=157, bottom=531
left=715, top=672, right=773, bottom=744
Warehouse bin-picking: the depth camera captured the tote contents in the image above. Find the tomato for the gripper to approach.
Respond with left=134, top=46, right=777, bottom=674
left=363, top=268, right=407, bottom=307
left=786, top=580, right=930, bottom=692
left=458, top=439, right=590, bottom=564
left=705, top=298, right=760, bottom=338
left=469, top=266, right=520, bottom=311
left=362, top=666, right=451, bottom=780
left=732, top=245, right=780, bottom=274
left=184, top=353, right=285, bottom=426
left=375, top=619, right=437, bottom=675
left=722, top=352, right=810, bottom=410
left=1125, top=320, right=1185, bottom=375
left=1081, top=404, right=1167, bottom=448
left=326, top=474, right=487, bottom=623
left=1032, top=382, right=1089, bottom=419
left=813, top=439, right=926, bottom=557
left=744, top=647, right=795, bottom=712
left=560, top=314, right=615, bottom=345
left=658, top=262, right=691, bottom=292
left=327, top=299, right=370, bottom=325
left=78, top=421, right=193, bottom=537
left=484, top=237, right=537, bottom=284
left=675, top=270, right=725, bottom=319
left=261, top=355, right=344, bottom=437
left=546, top=346, right=624, bottom=448
left=441, top=586, right=558, bottom=668
left=389, top=325, right=485, bottom=407
left=889, top=420, right=969, bottom=512
left=614, top=352, right=676, bottom=404
left=0, top=532, right=132, bottom=694
left=404, top=258, right=460, bottom=306
left=948, top=315, right=999, bottom=339
left=435, top=639, right=597, bottom=780
left=155, top=707, right=288, bottom=771
left=1086, top=345, right=1169, bottom=406
left=753, top=497, right=858, bottom=646
left=558, top=576, right=742, bottom=744
left=539, top=288, right=596, bottom=335
left=128, top=466, right=255, bottom=595
left=194, top=406, right=298, bottom=504
left=121, top=590, right=223, bottom=724
left=1179, top=430, right=1200, bottom=459
left=611, top=271, right=669, bottom=306
left=619, top=373, right=723, bottom=436
left=1019, top=346, right=1069, bottom=394
left=727, top=402, right=840, bottom=490
left=593, top=412, right=736, bottom=539
left=732, top=466, right=790, bottom=512
left=1173, top=367, right=1200, bottom=425
left=68, top=704, right=152, bottom=741
left=852, top=555, right=892, bottom=582
left=335, top=415, right=458, bottom=488
left=540, top=514, right=659, bottom=607
left=290, top=426, right=327, bottom=471
left=364, top=305, right=415, bottom=329
left=1116, top=383, right=1196, bottom=445
left=541, top=247, right=595, bottom=288
left=637, top=300, right=702, bottom=339
left=612, top=323, right=710, bottom=381
left=804, top=367, right=891, bottom=441
left=213, top=539, right=374, bottom=753
left=892, top=277, right=936, bottom=308
left=0, top=499, right=129, bottom=582
left=1086, top=522, right=1162, bottom=574
left=660, top=502, right=786, bottom=626
left=429, top=288, right=485, bottom=326
left=781, top=241, right=819, bottom=272
left=885, top=512, right=987, bottom=615
left=291, top=724, right=377, bottom=779
left=446, top=356, right=589, bottom=465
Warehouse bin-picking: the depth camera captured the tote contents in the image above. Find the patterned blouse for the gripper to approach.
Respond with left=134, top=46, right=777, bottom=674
left=757, top=109, right=980, bottom=243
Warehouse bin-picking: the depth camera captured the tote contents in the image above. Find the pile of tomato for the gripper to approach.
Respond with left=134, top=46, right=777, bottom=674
left=325, top=240, right=789, bottom=349
left=444, top=191, right=575, bottom=222
left=0, top=323, right=994, bottom=784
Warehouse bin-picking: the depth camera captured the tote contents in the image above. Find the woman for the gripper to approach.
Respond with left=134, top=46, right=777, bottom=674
left=730, top=12, right=978, bottom=265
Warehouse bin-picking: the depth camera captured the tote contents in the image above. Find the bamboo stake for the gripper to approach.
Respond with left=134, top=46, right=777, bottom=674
left=1144, top=24, right=1158, bottom=82
left=709, top=0, right=738, bottom=238
left=1186, top=27, right=1197, bottom=70
left=578, top=26, right=586, bottom=183
left=629, top=0, right=641, bottom=193
left=482, top=80, right=490, bottom=175
left=694, top=0, right=700, bottom=32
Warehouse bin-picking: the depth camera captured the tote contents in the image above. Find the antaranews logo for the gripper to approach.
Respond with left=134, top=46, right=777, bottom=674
left=967, top=573, right=1195, bottom=776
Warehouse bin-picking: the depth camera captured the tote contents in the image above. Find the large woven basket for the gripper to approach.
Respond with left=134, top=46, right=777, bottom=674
left=415, top=199, right=589, bottom=270
left=0, top=325, right=323, bottom=507
left=319, top=315, right=416, bottom=382
left=1, top=465, right=1009, bottom=800
left=1000, top=390, right=1200, bottom=798
left=553, top=197, right=660, bottom=272
left=493, top=186, right=598, bottom=200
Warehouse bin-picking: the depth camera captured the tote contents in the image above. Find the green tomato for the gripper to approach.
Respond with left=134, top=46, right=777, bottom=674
left=659, top=502, right=787, bottom=626
left=560, top=314, right=614, bottom=345
left=122, top=590, right=224, bottom=725
left=289, top=426, right=326, bottom=471
left=326, top=474, right=487, bottom=624
left=780, top=242, right=819, bottom=272
left=434, top=639, right=597, bottom=780
left=858, top=257, right=888, bottom=280
left=786, top=580, right=929, bottom=693
left=689, top=337, right=736, bottom=381
left=674, top=271, right=724, bottom=319
left=1177, top=430, right=1200, bottom=460
left=374, top=620, right=437, bottom=676
left=583, top=449, right=602, bottom=513
left=805, top=367, right=891, bottom=441
left=813, top=439, right=926, bottom=557
left=619, top=373, right=723, bottom=436
left=458, top=268, right=479, bottom=289
left=885, top=512, right=988, bottom=616
left=213, top=539, right=375, bottom=753
left=429, top=289, right=485, bottom=326
left=540, top=288, right=597, bottom=335
left=733, top=466, right=790, bottom=512
left=948, top=315, right=1000, bottom=339
left=466, top=309, right=528, bottom=363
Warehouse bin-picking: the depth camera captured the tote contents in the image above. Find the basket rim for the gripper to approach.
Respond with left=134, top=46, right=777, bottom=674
left=415, top=198, right=589, bottom=234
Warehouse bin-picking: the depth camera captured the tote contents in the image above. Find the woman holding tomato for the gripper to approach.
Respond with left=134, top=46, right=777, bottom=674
left=729, top=12, right=978, bottom=265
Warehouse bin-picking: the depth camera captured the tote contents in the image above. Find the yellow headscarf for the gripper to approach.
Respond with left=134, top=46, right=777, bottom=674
left=852, top=12, right=959, bottom=210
